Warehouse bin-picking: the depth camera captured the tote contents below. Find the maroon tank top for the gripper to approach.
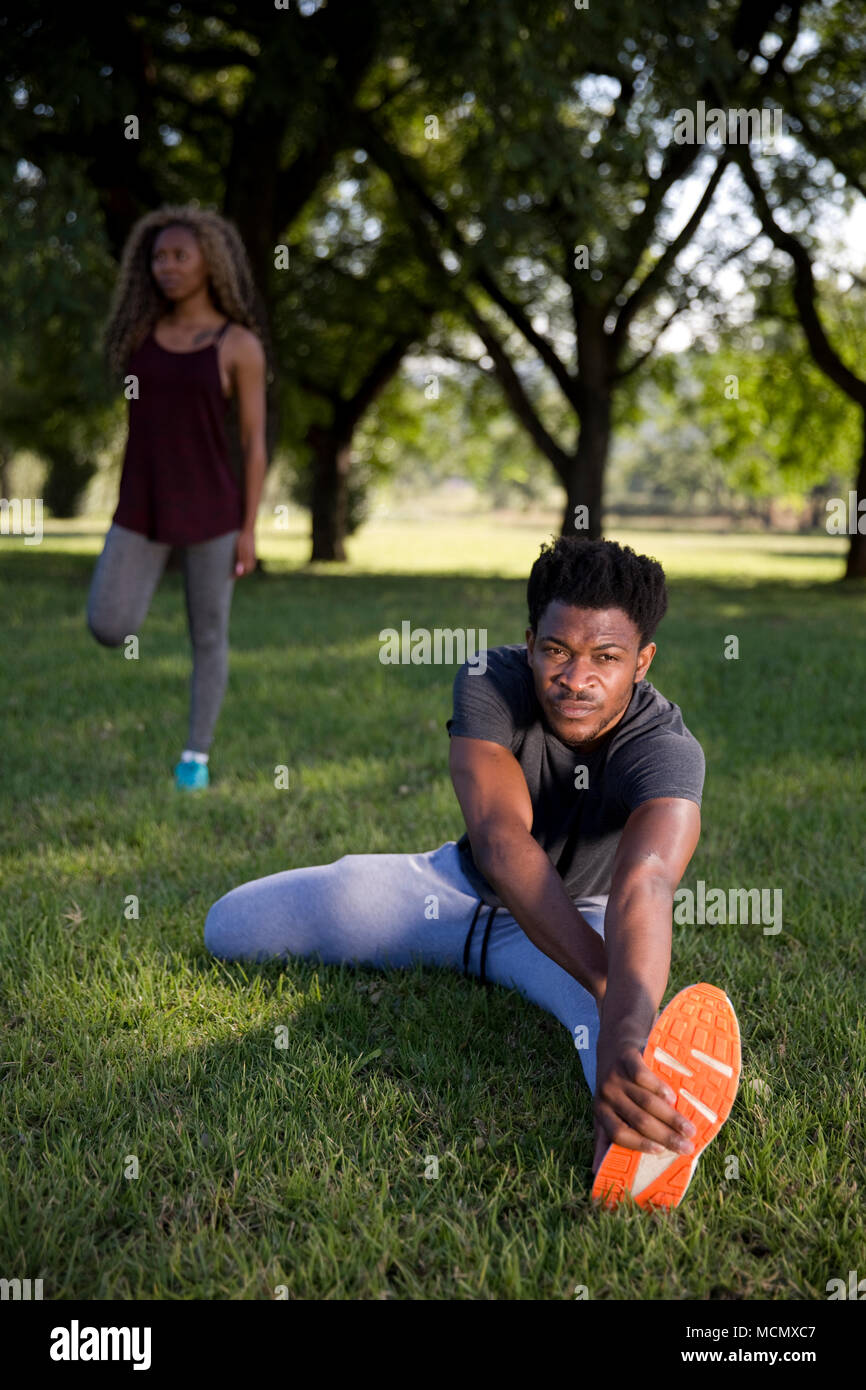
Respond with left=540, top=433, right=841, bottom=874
left=113, top=318, right=243, bottom=545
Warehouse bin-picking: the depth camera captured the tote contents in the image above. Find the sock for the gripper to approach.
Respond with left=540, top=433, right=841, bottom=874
left=181, top=749, right=209, bottom=764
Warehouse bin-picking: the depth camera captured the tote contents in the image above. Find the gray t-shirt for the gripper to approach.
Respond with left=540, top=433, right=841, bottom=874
left=446, top=643, right=705, bottom=907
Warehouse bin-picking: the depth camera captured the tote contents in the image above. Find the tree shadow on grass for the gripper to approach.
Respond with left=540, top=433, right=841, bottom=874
left=7, top=945, right=595, bottom=1297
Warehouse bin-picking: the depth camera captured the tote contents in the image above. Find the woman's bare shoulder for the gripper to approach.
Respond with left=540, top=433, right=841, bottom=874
left=226, top=322, right=265, bottom=365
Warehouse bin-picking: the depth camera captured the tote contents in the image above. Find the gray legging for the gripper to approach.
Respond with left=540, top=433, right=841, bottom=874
left=205, top=840, right=609, bottom=1095
left=86, top=522, right=239, bottom=753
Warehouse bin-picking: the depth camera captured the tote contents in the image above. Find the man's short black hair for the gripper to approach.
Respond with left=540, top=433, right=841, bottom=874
left=527, top=536, right=668, bottom=647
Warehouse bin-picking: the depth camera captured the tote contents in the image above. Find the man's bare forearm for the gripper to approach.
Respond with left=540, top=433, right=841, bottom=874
left=597, top=871, right=674, bottom=1053
left=473, top=829, right=607, bottom=1001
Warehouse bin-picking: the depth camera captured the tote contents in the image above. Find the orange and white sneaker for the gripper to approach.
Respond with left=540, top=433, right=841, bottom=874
left=591, top=982, right=741, bottom=1210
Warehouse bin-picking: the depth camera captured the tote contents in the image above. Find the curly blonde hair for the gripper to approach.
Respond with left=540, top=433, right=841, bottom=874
left=102, top=204, right=274, bottom=383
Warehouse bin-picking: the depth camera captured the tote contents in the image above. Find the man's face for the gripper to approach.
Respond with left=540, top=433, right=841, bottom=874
left=526, top=600, right=656, bottom=749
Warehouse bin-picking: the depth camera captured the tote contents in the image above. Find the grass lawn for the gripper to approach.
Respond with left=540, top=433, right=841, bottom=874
left=1, top=516, right=863, bottom=1300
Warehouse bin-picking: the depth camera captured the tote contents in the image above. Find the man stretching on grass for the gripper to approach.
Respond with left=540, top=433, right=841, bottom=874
left=205, top=537, right=740, bottom=1208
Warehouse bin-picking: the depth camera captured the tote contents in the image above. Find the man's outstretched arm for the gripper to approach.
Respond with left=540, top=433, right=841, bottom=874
left=592, top=797, right=702, bottom=1166
left=449, top=735, right=608, bottom=1003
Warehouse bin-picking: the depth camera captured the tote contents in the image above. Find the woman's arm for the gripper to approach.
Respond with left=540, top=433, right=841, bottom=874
left=231, top=328, right=268, bottom=574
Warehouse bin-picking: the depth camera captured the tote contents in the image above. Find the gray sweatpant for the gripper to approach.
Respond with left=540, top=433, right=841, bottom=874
left=86, top=522, right=239, bottom=753
left=204, top=840, right=608, bottom=1095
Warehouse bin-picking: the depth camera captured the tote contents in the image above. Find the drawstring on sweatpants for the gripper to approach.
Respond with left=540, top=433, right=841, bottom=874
left=463, top=900, right=498, bottom=986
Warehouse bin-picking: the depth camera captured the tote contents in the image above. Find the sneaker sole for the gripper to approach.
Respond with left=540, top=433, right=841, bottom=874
left=591, top=982, right=741, bottom=1210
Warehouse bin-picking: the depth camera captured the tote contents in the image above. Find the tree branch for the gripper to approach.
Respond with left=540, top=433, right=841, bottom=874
left=461, top=298, right=572, bottom=480
left=436, top=345, right=493, bottom=372
left=353, top=107, right=579, bottom=404
left=337, top=331, right=419, bottom=433
left=732, top=147, right=866, bottom=405
left=610, top=153, right=730, bottom=354
left=602, top=141, right=704, bottom=304
left=613, top=300, right=692, bottom=382
left=296, top=372, right=337, bottom=404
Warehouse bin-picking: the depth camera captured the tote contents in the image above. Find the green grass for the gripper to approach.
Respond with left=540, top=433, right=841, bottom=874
left=0, top=518, right=863, bottom=1300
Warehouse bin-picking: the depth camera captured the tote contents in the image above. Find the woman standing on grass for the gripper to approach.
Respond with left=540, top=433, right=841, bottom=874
left=88, top=205, right=270, bottom=791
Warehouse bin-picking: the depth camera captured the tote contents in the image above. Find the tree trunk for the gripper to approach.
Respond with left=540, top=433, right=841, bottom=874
left=309, top=426, right=351, bottom=561
left=845, top=417, right=866, bottom=579
left=560, top=388, right=611, bottom=541
left=42, top=449, right=96, bottom=518
left=303, top=337, right=416, bottom=563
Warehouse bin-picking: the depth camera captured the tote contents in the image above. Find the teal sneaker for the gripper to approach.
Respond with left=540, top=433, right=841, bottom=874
left=174, top=760, right=210, bottom=791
